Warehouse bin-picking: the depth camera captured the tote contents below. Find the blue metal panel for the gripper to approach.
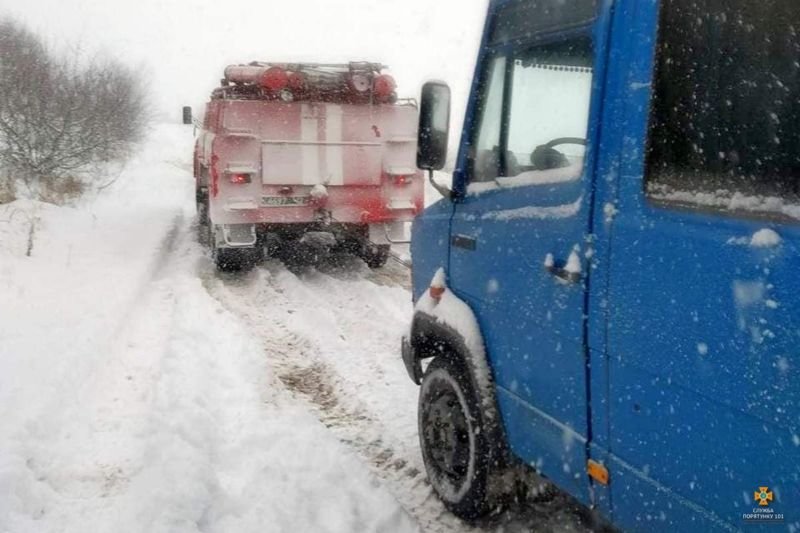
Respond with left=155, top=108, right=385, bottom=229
left=497, top=387, right=588, bottom=493
left=446, top=0, right=614, bottom=507
left=586, top=0, right=644, bottom=522
left=415, top=0, right=800, bottom=530
left=449, top=182, right=591, bottom=503
left=409, top=197, right=454, bottom=302
left=603, top=0, right=800, bottom=531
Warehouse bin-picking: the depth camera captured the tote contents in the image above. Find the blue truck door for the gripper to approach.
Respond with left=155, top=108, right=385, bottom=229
left=447, top=2, right=605, bottom=502
left=604, top=1, right=800, bottom=530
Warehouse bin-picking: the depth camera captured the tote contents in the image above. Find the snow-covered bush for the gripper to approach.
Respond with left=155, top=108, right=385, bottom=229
left=0, top=18, right=148, bottom=204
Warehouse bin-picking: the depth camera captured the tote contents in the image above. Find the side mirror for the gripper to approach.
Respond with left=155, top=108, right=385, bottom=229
left=417, top=82, right=451, bottom=170
left=182, top=106, right=193, bottom=125
left=417, top=82, right=452, bottom=199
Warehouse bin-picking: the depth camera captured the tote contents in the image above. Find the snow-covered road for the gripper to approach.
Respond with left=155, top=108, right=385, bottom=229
left=0, top=124, right=588, bottom=533
left=0, top=124, right=416, bottom=533
left=204, top=256, right=465, bottom=532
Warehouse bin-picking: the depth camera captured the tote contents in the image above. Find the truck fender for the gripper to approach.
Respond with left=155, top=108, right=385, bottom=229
left=403, top=284, right=500, bottom=426
left=404, top=285, right=514, bottom=483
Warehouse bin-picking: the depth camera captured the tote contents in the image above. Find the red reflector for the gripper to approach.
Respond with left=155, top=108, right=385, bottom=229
left=393, top=175, right=412, bottom=186
left=229, top=173, right=251, bottom=184
left=261, top=67, right=289, bottom=91
left=429, top=286, right=445, bottom=300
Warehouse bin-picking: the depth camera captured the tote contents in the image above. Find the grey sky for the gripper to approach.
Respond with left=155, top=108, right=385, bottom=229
left=5, top=0, right=488, bottom=122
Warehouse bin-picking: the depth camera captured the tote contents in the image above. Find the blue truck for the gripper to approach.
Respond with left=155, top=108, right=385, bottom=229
left=403, top=0, right=800, bottom=531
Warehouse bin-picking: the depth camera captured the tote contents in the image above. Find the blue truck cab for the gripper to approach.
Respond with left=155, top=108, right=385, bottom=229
left=403, top=0, right=800, bottom=530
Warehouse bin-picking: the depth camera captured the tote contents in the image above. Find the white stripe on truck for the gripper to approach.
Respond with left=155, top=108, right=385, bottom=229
left=301, top=103, right=319, bottom=185
left=325, top=105, right=345, bottom=186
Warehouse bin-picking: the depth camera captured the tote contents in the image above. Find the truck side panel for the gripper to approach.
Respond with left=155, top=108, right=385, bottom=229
left=599, top=1, right=800, bottom=530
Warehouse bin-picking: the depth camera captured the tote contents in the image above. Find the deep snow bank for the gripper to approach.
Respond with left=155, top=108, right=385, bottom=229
left=0, top=124, right=416, bottom=533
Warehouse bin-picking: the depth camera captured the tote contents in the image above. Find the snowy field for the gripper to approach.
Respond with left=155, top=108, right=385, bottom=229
left=0, top=124, right=588, bottom=532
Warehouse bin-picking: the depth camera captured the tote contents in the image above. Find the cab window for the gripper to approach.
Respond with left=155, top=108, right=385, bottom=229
left=646, top=0, right=800, bottom=211
left=506, top=40, right=592, bottom=180
left=467, top=38, right=595, bottom=185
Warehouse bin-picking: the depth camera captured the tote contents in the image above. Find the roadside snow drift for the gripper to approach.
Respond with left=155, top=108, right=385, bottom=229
left=0, top=124, right=416, bottom=533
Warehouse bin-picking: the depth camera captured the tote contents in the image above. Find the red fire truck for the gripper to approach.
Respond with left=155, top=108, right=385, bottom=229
left=193, top=61, right=423, bottom=271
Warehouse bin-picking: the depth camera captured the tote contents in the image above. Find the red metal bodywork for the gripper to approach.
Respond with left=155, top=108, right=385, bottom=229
left=194, top=78, right=423, bottom=234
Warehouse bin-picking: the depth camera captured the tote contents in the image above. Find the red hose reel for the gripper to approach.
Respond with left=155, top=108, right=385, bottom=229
left=222, top=63, right=397, bottom=103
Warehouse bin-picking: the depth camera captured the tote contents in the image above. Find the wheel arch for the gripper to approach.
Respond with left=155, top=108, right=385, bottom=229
left=408, top=312, right=498, bottom=414
left=404, top=286, right=505, bottom=435
left=407, top=293, right=514, bottom=498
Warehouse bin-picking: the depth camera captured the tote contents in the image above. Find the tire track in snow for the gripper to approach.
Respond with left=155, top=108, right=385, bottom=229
left=202, top=263, right=473, bottom=533
left=106, top=212, right=185, bottom=342
left=10, top=214, right=417, bottom=533
left=203, top=258, right=596, bottom=533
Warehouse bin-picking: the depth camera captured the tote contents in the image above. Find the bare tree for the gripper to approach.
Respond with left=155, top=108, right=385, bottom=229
left=0, top=18, right=148, bottom=202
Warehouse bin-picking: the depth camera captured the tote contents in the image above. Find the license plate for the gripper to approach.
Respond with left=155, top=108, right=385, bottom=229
left=262, top=196, right=310, bottom=207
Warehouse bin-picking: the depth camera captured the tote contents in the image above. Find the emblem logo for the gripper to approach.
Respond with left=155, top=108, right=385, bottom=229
left=754, top=487, right=774, bottom=507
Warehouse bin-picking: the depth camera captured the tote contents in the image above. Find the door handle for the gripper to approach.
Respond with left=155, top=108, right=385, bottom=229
left=452, top=234, right=477, bottom=251
left=544, top=252, right=581, bottom=284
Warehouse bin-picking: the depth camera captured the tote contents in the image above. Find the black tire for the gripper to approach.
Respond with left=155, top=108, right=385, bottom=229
left=361, top=244, right=390, bottom=269
left=196, top=195, right=209, bottom=245
left=262, top=233, right=283, bottom=260
left=279, top=241, right=327, bottom=268
left=418, top=356, right=495, bottom=520
left=214, top=247, right=259, bottom=272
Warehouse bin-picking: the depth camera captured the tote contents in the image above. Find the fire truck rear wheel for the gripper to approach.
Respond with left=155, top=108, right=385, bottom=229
left=196, top=197, right=209, bottom=245
left=214, top=247, right=259, bottom=272
left=362, top=244, right=390, bottom=269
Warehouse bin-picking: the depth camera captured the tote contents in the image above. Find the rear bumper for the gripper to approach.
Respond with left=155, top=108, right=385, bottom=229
left=211, top=204, right=420, bottom=226
left=210, top=184, right=423, bottom=226
left=210, top=220, right=398, bottom=250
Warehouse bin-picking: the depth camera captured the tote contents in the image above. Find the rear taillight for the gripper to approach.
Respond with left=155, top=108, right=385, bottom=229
left=393, top=174, right=412, bottom=186
left=229, top=173, right=251, bottom=185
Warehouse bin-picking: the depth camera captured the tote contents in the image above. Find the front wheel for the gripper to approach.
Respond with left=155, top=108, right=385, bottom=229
left=419, top=356, right=495, bottom=520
